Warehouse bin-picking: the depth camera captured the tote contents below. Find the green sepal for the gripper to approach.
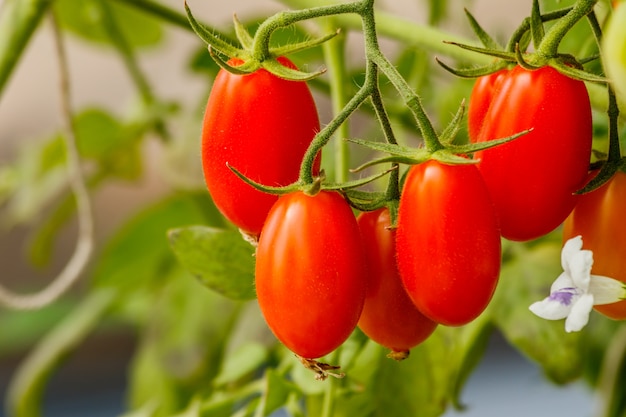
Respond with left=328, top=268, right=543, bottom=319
left=208, top=47, right=257, bottom=74
left=449, top=128, right=532, bottom=155
left=347, top=138, right=425, bottom=161
left=578, top=54, right=601, bottom=65
left=464, top=8, right=501, bottom=50
left=227, top=163, right=302, bottom=195
left=184, top=1, right=243, bottom=59
left=439, top=100, right=466, bottom=144
left=530, top=0, right=546, bottom=50
left=271, top=29, right=341, bottom=57
left=349, top=154, right=427, bottom=173
left=233, top=14, right=253, bottom=50
left=261, top=58, right=326, bottom=81
left=551, top=60, right=608, bottom=84
left=515, top=44, right=542, bottom=70
left=443, top=41, right=516, bottom=62
left=430, top=151, right=478, bottom=166
left=435, top=58, right=507, bottom=79
left=342, top=189, right=387, bottom=212
left=323, top=166, right=397, bottom=191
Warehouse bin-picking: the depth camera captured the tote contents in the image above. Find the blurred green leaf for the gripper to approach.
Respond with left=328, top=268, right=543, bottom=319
left=129, top=267, right=239, bottom=417
left=54, top=0, right=162, bottom=48
left=167, top=226, right=256, bottom=300
left=258, top=369, right=299, bottom=417
left=492, top=240, right=584, bottom=384
left=214, top=342, right=268, bottom=387
left=445, top=315, right=493, bottom=409
left=0, top=300, right=75, bottom=355
left=6, top=289, right=115, bottom=417
left=92, top=192, right=225, bottom=317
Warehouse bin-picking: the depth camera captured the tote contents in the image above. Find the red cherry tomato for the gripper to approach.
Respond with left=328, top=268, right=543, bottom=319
left=562, top=171, right=626, bottom=320
left=357, top=208, right=437, bottom=357
left=255, top=191, right=366, bottom=359
left=470, top=65, right=592, bottom=241
left=201, top=57, right=320, bottom=236
left=396, top=160, right=501, bottom=326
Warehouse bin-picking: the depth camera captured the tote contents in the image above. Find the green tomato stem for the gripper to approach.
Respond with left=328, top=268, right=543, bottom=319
left=251, top=1, right=366, bottom=62
left=536, top=0, right=598, bottom=57
left=322, top=20, right=351, bottom=184
left=0, top=0, right=53, bottom=97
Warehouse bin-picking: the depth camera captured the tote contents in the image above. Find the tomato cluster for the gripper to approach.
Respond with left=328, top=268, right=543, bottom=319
left=201, top=58, right=599, bottom=363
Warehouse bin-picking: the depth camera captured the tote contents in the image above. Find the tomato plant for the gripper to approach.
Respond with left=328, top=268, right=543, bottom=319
left=356, top=208, right=437, bottom=358
left=201, top=56, right=320, bottom=236
left=562, top=171, right=626, bottom=320
left=470, top=65, right=592, bottom=241
left=255, top=191, right=366, bottom=359
left=396, top=160, right=501, bottom=327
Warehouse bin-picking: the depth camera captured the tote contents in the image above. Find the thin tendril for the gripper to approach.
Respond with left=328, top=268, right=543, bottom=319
left=0, top=11, right=94, bottom=310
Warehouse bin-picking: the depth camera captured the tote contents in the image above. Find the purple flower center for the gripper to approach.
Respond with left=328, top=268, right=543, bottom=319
left=549, top=287, right=578, bottom=306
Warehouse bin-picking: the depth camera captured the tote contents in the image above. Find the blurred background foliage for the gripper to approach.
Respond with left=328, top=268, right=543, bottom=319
left=0, top=0, right=625, bottom=416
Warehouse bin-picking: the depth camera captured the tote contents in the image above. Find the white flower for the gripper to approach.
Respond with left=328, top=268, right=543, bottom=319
left=529, top=235, right=626, bottom=333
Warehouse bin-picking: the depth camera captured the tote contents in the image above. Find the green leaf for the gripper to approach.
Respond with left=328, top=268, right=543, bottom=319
left=492, top=240, right=584, bottom=384
left=257, top=369, right=299, bottom=417
left=443, top=316, right=494, bottom=409
left=92, top=192, right=225, bottom=316
left=128, top=268, right=239, bottom=417
left=213, top=342, right=268, bottom=387
left=167, top=226, right=256, bottom=300
left=54, top=0, right=162, bottom=48
left=6, top=289, right=115, bottom=417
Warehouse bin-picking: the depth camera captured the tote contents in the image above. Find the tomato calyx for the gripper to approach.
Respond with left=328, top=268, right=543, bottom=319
left=297, top=356, right=345, bottom=381
left=227, top=163, right=397, bottom=198
left=347, top=126, right=530, bottom=169
left=386, top=350, right=410, bottom=361
left=436, top=0, right=606, bottom=84
left=185, top=1, right=335, bottom=81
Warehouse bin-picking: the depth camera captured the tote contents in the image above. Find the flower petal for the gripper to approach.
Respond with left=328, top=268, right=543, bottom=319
left=550, top=272, right=575, bottom=293
left=567, top=248, right=593, bottom=291
left=561, top=235, right=583, bottom=273
left=588, top=275, right=626, bottom=305
left=564, top=293, right=594, bottom=332
left=529, top=295, right=573, bottom=320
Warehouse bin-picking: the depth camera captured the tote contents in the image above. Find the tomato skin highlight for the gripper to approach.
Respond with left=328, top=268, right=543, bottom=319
left=467, top=68, right=509, bottom=141
left=563, top=172, right=626, bottom=320
left=396, top=160, right=501, bottom=326
left=471, top=65, right=592, bottom=241
left=357, top=208, right=437, bottom=353
left=255, top=191, right=366, bottom=359
left=201, top=57, right=320, bottom=236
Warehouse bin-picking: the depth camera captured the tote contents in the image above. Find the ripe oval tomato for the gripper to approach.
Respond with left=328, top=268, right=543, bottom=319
left=396, top=160, right=501, bottom=326
left=357, top=208, right=437, bottom=357
left=470, top=65, right=592, bottom=241
left=201, top=57, right=320, bottom=236
left=255, top=191, right=366, bottom=359
left=467, top=68, right=509, bottom=141
left=562, top=171, right=626, bottom=320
